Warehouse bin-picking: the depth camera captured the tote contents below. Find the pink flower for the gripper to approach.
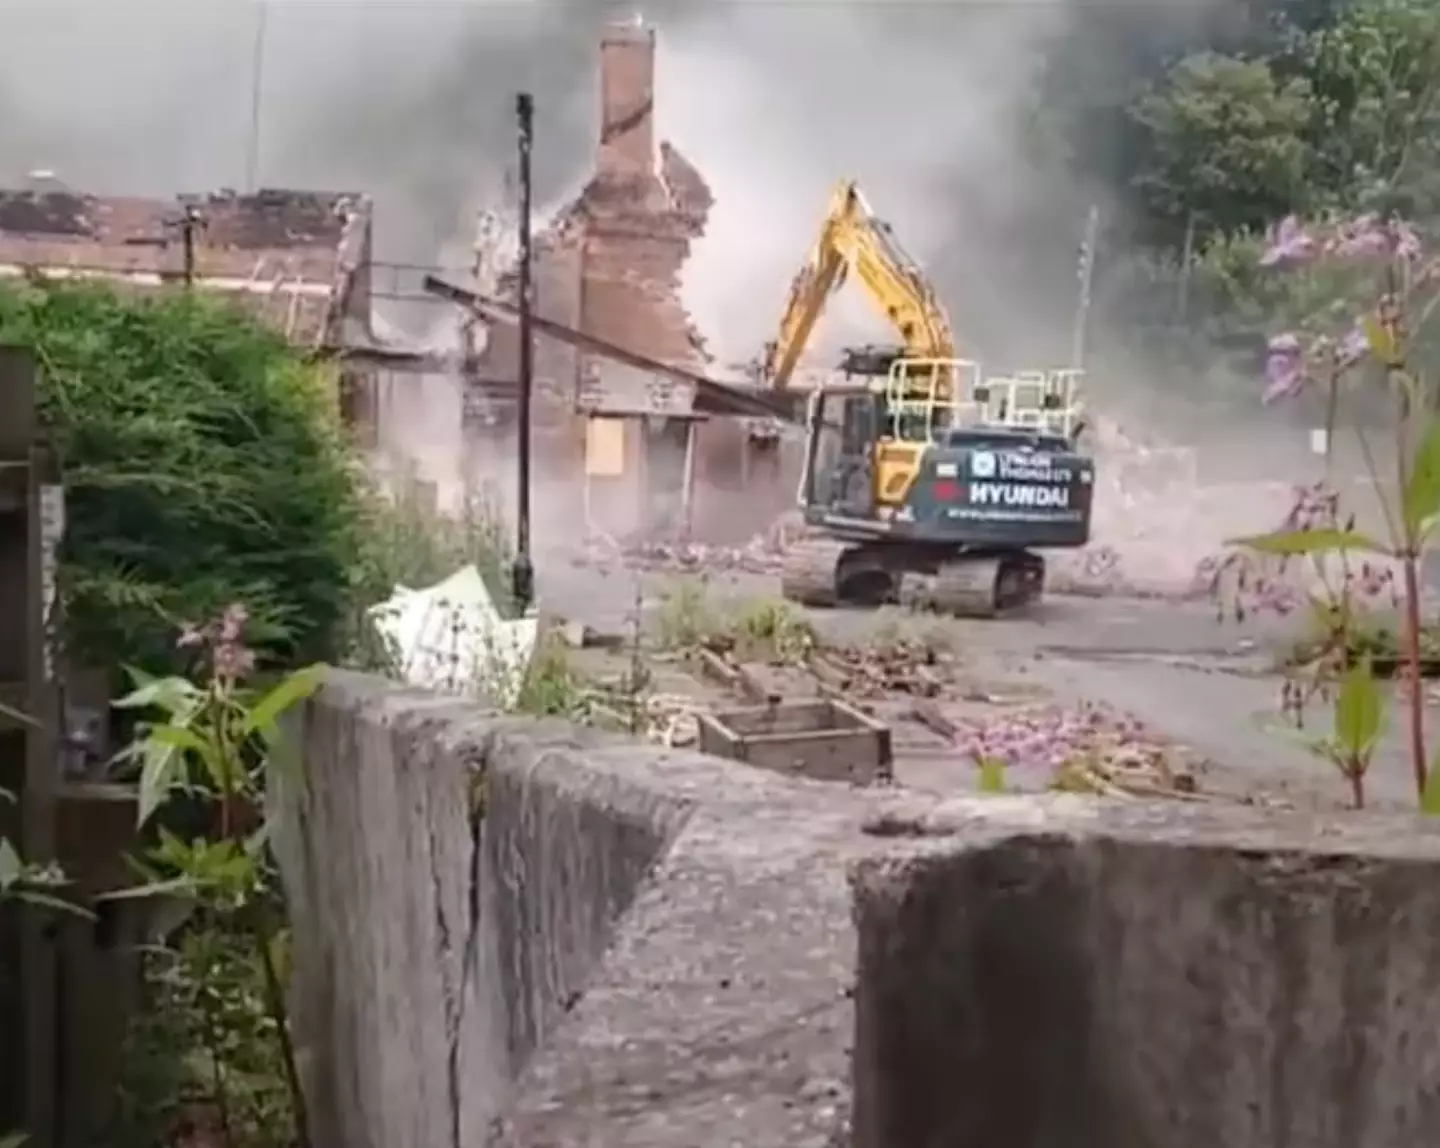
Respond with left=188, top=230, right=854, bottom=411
left=1336, top=326, right=1368, bottom=368
left=1260, top=215, right=1316, bottom=267
left=218, top=603, right=249, bottom=643
left=1264, top=333, right=1305, bottom=401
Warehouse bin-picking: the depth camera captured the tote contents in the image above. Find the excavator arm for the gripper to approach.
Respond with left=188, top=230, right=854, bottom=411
left=762, top=181, right=956, bottom=389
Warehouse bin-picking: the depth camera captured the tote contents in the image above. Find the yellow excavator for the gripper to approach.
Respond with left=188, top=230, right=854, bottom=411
left=762, top=180, right=1096, bottom=617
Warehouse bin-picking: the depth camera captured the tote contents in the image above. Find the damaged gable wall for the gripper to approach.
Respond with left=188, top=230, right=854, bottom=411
left=474, top=21, right=784, bottom=544
left=578, top=22, right=714, bottom=405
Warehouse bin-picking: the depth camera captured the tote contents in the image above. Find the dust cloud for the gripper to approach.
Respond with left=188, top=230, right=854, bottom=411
left=0, top=0, right=1303, bottom=578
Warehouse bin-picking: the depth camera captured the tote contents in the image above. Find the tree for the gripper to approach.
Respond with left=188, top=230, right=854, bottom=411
left=1284, top=0, right=1440, bottom=218
left=1128, top=52, right=1312, bottom=242
left=0, top=282, right=367, bottom=675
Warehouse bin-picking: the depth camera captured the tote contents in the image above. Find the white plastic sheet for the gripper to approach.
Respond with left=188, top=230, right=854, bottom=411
left=368, top=564, right=538, bottom=710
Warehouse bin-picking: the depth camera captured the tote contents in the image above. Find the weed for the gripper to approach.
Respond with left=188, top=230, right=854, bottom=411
left=655, top=578, right=716, bottom=650
left=108, top=606, right=321, bottom=1148
left=732, top=598, right=817, bottom=663
left=513, top=630, right=589, bottom=717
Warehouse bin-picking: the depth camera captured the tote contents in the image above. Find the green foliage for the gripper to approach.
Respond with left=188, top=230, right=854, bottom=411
left=976, top=757, right=1007, bottom=793
left=1227, top=526, right=1385, bottom=556
left=341, top=475, right=514, bottom=674
left=115, top=919, right=294, bottom=1148
left=351, top=473, right=512, bottom=609
left=0, top=281, right=365, bottom=675
left=110, top=608, right=317, bottom=1148
left=1130, top=53, right=1312, bottom=239
left=1284, top=0, right=1440, bottom=217
left=0, top=785, right=87, bottom=916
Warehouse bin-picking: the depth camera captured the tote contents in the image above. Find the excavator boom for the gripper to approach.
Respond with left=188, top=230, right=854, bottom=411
left=763, top=181, right=955, bottom=389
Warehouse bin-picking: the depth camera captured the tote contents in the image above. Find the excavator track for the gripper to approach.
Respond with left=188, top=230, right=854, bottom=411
left=779, top=537, right=850, bottom=608
left=781, top=536, right=1046, bottom=618
left=929, top=552, right=1045, bottom=618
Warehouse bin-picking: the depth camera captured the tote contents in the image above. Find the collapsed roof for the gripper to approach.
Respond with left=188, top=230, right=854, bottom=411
left=0, top=183, right=371, bottom=346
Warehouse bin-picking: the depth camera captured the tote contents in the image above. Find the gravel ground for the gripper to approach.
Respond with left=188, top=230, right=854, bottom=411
left=536, top=554, right=1439, bottom=813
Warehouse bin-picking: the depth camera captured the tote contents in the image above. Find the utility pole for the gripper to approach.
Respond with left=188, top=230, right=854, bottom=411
left=245, top=0, right=268, bottom=193
left=511, top=92, right=535, bottom=615
left=1071, top=204, right=1100, bottom=369
left=179, top=204, right=205, bottom=288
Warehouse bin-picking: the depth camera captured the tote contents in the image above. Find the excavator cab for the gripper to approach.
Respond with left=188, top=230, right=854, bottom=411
left=797, top=351, right=983, bottom=518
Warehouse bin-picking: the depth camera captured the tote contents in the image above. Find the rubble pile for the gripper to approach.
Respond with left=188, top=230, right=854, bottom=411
left=946, top=701, right=1206, bottom=798
left=572, top=511, right=810, bottom=574
left=811, top=639, right=953, bottom=698
left=1052, top=431, right=1329, bottom=598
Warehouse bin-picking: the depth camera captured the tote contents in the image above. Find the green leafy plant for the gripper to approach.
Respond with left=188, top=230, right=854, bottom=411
left=655, top=578, right=717, bottom=651
left=1303, top=657, right=1388, bottom=808
left=1222, top=215, right=1440, bottom=807
left=109, top=604, right=321, bottom=1148
left=0, top=281, right=367, bottom=677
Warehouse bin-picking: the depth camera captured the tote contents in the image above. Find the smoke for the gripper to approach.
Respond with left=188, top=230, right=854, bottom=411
left=0, top=1, right=1223, bottom=348
left=658, top=3, right=1079, bottom=369
left=0, top=0, right=1280, bottom=543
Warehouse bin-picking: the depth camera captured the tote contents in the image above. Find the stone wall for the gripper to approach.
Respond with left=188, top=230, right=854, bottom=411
left=273, top=672, right=1440, bottom=1147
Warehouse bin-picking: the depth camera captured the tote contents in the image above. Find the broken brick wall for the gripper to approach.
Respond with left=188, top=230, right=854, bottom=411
left=472, top=22, right=789, bottom=544
left=574, top=22, right=721, bottom=540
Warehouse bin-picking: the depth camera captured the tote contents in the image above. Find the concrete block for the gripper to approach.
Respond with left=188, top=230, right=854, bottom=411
left=850, top=796, right=1440, bottom=1148
left=272, top=669, right=870, bottom=1148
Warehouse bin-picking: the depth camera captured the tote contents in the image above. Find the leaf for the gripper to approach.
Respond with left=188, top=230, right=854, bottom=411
left=1, top=1130, right=29, bottom=1148
left=136, top=733, right=190, bottom=828
left=94, top=875, right=199, bottom=901
left=1333, top=658, right=1384, bottom=758
left=1228, top=527, right=1386, bottom=556
left=113, top=673, right=201, bottom=715
left=13, top=889, right=93, bottom=918
left=1403, top=419, right=1440, bottom=541
left=1420, top=764, right=1440, bottom=815
left=977, top=757, right=1007, bottom=793
left=0, top=838, right=21, bottom=890
left=242, top=663, right=325, bottom=736
left=1362, top=314, right=1400, bottom=366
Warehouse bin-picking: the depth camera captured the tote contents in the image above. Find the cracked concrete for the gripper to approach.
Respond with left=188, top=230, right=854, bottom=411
left=271, top=668, right=1440, bottom=1147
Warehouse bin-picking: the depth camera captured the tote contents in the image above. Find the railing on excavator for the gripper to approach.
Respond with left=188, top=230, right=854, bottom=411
left=884, top=359, right=1085, bottom=442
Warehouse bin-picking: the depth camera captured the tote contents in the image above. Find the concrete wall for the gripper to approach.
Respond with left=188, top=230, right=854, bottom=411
left=274, top=672, right=1440, bottom=1148
left=272, top=670, right=866, bottom=1148
left=851, top=796, right=1440, bottom=1148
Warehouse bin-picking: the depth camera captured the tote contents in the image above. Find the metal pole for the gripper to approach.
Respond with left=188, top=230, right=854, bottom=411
left=1071, top=204, right=1100, bottom=369
left=181, top=205, right=202, bottom=288
left=245, top=0, right=268, bottom=193
left=511, top=92, right=535, bottom=614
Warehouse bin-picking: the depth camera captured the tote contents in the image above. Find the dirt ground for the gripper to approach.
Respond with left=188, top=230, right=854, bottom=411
left=536, top=553, right=1440, bottom=814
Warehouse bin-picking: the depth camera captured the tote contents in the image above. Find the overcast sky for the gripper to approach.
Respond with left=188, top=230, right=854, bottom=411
left=0, top=0, right=1226, bottom=366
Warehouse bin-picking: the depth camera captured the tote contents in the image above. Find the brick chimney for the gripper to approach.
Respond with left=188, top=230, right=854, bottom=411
left=597, top=20, right=656, bottom=175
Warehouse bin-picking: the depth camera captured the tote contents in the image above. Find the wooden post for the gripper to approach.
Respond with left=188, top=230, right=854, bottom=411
left=0, top=347, right=61, bottom=1146
left=680, top=418, right=698, bottom=542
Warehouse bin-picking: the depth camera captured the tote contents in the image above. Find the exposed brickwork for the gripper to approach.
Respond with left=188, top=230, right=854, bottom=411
left=471, top=21, right=789, bottom=543
left=483, top=23, right=714, bottom=411
left=579, top=25, right=714, bottom=393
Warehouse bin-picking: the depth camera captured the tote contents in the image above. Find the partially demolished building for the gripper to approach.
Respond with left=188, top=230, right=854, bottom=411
left=474, top=21, right=790, bottom=543
left=0, top=183, right=379, bottom=432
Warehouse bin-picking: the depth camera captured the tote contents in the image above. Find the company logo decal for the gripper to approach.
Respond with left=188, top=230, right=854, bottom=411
left=968, top=482, right=1070, bottom=509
